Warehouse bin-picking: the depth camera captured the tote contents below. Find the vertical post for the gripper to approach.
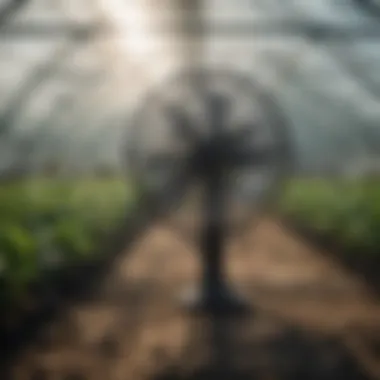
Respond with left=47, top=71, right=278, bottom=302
left=201, top=215, right=225, bottom=296
left=196, top=160, right=248, bottom=313
left=200, top=167, right=228, bottom=304
left=178, top=0, right=205, bottom=70
left=200, top=92, right=228, bottom=303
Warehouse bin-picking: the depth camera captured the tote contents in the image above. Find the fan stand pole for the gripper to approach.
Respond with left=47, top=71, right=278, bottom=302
left=196, top=220, right=249, bottom=314
left=182, top=172, right=250, bottom=315
left=201, top=221, right=229, bottom=305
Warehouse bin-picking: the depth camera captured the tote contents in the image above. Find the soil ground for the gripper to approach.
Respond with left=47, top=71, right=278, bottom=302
left=3, top=218, right=380, bottom=380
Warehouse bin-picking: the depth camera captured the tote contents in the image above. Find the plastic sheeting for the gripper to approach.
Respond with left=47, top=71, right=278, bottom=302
left=0, top=0, right=379, bottom=177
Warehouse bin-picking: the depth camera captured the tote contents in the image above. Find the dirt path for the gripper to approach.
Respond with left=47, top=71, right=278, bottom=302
left=6, top=219, right=380, bottom=380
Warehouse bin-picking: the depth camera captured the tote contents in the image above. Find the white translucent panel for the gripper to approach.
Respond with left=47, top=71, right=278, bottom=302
left=1, top=0, right=380, bottom=176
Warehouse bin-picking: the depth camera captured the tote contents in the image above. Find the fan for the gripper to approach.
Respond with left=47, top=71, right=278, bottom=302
left=126, top=67, right=293, bottom=313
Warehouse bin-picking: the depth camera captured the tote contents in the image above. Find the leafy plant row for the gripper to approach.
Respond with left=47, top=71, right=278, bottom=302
left=280, top=179, right=380, bottom=256
left=0, top=178, right=131, bottom=306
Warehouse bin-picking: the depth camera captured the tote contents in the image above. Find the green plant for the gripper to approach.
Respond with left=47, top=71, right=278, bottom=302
left=280, top=179, right=380, bottom=257
left=0, top=178, right=134, bottom=308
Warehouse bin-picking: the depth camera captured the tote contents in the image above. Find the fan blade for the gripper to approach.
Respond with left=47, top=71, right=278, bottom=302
left=156, top=159, right=195, bottom=214
left=166, top=105, right=200, bottom=142
left=227, top=123, right=256, bottom=146
left=229, top=146, right=274, bottom=168
left=145, top=152, right=179, bottom=171
left=207, top=93, right=231, bottom=136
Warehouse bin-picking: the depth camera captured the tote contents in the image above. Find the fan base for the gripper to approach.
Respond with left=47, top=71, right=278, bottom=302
left=179, top=284, right=250, bottom=315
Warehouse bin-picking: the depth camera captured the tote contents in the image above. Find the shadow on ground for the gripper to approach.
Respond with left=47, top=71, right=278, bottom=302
left=151, top=312, right=370, bottom=380
left=2, top=221, right=379, bottom=380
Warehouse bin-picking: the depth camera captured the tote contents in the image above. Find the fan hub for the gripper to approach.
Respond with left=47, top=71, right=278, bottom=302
left=193, top=138, right=232, bottom=178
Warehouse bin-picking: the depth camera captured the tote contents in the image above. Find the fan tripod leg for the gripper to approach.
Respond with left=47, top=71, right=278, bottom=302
left=180, top=224, right=250, bottom=315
